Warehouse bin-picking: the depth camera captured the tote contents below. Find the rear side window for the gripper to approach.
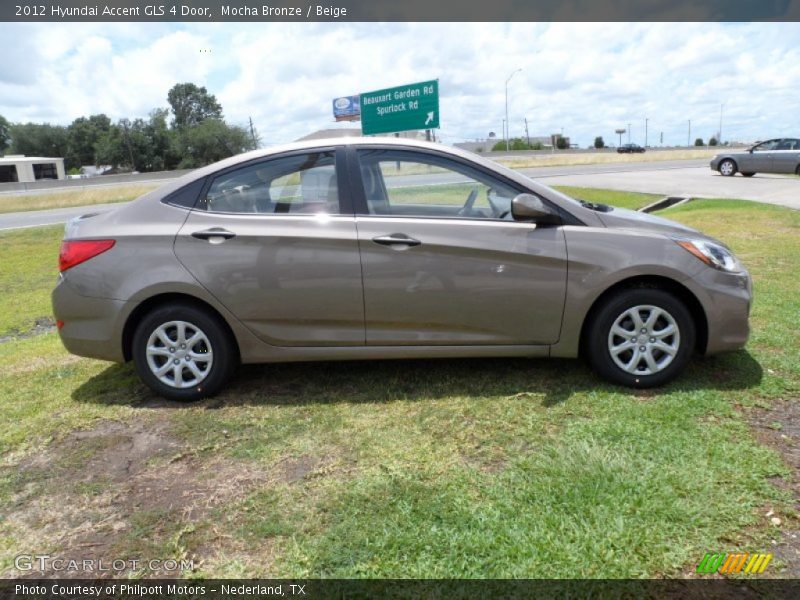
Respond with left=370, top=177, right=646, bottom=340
left=199, top=152, right=340, bottom=215
left=162, top=177, right=207, bottom=209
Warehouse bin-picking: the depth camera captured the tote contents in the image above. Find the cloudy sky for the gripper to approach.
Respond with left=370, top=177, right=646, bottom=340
left=1, top=21, right=798, bottom=148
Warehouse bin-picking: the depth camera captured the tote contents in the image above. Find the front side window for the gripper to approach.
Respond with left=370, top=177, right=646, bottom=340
left=201, top=151, right=339, bottom=214
left=357, top=149, right=521, bottom=220
left=753, top=140, right=779, bottom=152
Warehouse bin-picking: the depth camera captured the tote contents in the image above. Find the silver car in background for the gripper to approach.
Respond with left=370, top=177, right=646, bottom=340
left=710, top=138, right=800, bottom=177
left=53, top=138, right=752, bottom=401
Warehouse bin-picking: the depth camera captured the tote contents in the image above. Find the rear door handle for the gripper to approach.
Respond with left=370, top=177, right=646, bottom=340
left=372, top=234, right=421, bottom=247
left=191, top=228, right=236, bottom=241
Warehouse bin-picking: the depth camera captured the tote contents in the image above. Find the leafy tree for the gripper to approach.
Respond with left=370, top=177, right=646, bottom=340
left=594, top=136, right=605, bottom=149
left=0, top=114, right=10, bottom=153
left=490, top=138, right=544, bottom=152
left=10, top=123, right=70, bottom=164
left=694, top=138, right=704, bottom=146
left=556, top=136, right=569, bottom=150
left=709, top=137, right=718, bottom=146
left=167, top=82, right=223, bottom=129
left=172, top=118, right=255, bottom=169
left=67, top=114, right=111, bottom=167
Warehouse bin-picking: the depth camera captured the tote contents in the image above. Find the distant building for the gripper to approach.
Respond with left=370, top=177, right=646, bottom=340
left=0, top=155, right=66, bottom=183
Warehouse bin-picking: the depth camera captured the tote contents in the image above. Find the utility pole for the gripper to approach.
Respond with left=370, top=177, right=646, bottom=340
left=719, top=103, right=724, bottom=145
left=248, top=116, right=259, bottom=148
left=504, top=68, right=522, bottom=151
left=524, top=117, right=530, bottom=147
left=627, top=123, right=631, bottom=143
left=121, top=120, right=135, bottom=170
left=688, top=119, right=691, bottom=147
left=645, top=117, right=648, bottom=147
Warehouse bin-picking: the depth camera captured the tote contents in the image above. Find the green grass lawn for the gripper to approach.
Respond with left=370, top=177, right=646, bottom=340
left=0, top=185, right=159, bottom=214
left=0, top=192, right=797, bottom=578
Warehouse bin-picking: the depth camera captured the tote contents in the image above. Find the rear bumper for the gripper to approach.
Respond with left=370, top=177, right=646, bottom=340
left=52, top=275, right=126, bottom=362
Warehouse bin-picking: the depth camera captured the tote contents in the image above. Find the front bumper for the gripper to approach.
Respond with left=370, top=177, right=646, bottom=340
left=709, top=156, right=721, bottom=170
left=686, top=266, right=752, bottom=355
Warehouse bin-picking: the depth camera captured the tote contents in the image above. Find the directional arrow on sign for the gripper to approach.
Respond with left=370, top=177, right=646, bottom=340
left=425, top=111, right=434, bottom=126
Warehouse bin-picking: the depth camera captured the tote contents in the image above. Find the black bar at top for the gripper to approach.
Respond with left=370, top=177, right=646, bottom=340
left=2, top=0, right=799, bottom=22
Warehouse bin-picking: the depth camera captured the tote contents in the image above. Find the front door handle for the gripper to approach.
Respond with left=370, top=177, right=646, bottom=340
left=191, top=228, right=236, bottom=241
left=372, top=234, right=421, bottom=247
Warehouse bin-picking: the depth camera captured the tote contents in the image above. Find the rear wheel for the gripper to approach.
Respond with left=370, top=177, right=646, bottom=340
left=585, top=289, right=695, bottom=388
left=795, top=165, right=800, bottom=176
left=132, top=303, right=237, bottom=401
left=718, top=159, right=737, bottom=176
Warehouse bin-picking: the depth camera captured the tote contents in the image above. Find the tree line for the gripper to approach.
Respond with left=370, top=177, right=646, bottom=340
left=0, top=83, right=258, bottom=173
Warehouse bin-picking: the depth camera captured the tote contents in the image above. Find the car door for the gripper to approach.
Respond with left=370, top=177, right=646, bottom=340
left=772, top=138, right=800, bottom=174
left=746, top=139, right=780, bottom=172
left=351, top=147, right=568, bottom=346
left=173, top=148, right=365, bottom=347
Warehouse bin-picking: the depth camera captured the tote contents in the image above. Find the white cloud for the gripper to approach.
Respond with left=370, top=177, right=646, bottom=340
left=0, top=22, right=799, bottom=146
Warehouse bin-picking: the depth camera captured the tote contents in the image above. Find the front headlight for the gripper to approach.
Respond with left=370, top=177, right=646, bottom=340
left=674, top=238, right=744, bottom=273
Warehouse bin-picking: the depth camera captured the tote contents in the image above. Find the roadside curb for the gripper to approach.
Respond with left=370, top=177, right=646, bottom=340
left=640, top=196, right=693, bottom=213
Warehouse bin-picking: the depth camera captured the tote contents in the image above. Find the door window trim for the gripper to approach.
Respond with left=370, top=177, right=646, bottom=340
left=166, top=146, right=354, bottom=215
left=346, top=145, right=577, bottom=224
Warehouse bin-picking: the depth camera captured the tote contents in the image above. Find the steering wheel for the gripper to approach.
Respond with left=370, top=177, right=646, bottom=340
left=458, top=188, right=479, bottom=216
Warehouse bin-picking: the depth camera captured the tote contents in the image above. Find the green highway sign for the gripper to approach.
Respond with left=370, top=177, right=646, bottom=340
left=360, top=80, right=439, bottom=136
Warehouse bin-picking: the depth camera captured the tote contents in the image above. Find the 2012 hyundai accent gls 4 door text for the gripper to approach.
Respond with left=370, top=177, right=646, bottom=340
left=53, top=138, right=752, bottom=401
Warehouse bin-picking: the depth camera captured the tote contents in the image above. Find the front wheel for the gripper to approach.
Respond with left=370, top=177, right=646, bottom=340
left=585, top=289, right=696, bottom=388
left=132, top=303, right=238, bottom=401
left=718, top=159, right=737, bottom=176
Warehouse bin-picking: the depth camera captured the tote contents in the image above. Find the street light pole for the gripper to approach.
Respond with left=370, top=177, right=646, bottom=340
left=627, top=123, right=631, bottom=143
left=505, top=68, right=522, bottom=152
left=719, top=103, right=724, bottom=145
left=688, top=119, right=691, bottom=147
left=645, top=117, right=648, bottom=147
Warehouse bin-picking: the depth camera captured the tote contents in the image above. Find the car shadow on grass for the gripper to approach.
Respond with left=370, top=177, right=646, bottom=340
left=72, top=349, right=763, bottom=409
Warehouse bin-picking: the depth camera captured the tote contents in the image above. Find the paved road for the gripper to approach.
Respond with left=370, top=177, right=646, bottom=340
left=0, top=203, right=123, bottom=231
left=1, top=159, right=797, bottom=231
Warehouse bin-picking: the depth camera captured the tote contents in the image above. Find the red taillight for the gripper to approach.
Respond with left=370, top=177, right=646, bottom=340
left=56, top=320, right=64, bottom=330
left=59, top=240, right=115, bottom=272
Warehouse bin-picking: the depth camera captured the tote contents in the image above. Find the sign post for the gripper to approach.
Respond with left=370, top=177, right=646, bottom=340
left=360, top=80, right=439, bottom=136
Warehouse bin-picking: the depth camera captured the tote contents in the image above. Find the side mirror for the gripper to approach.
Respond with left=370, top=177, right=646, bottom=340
left=511, top=193, right=561, bottom=225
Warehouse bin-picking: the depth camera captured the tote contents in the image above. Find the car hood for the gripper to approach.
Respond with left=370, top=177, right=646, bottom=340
left=595, top=206, right=702, bottom=237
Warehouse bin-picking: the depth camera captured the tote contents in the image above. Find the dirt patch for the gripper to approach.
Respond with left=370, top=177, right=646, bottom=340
left=747, top=399, right=800, bottom=577
left=0, top=316, right=56, bottom=344
left=4, top=418, right=340, bottom=579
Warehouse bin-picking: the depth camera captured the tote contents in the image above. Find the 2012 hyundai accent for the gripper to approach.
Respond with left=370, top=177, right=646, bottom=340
left=53, top=138, right=752, bottom=401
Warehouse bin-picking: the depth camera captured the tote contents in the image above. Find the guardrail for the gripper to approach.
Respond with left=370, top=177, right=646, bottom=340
left=0, top=168, right=193, bottom=195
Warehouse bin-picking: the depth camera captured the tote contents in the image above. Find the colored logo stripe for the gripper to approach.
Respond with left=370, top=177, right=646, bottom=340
left=697, top=552, right=773, bottom=574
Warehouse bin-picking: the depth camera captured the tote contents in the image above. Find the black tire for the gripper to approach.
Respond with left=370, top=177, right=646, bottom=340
left=741, top=172, right=755, bottom=177
left=795, top=165, right=800, bottom=176
left=718, top=159, right=737, bottom=177
left=585, top=288, right=696, bottom=388
left=132, top=303, right=238, bottom=401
